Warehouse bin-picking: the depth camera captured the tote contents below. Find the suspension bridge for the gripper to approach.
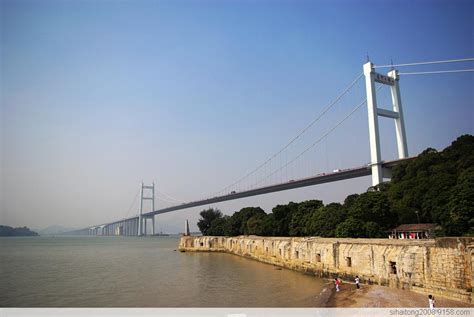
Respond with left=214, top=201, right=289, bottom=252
left=84, top=58, right=473, bottom=236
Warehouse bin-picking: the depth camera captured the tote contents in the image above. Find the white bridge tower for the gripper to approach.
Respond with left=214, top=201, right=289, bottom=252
left=138, top=182, right=155, bottom=236
left=364, top=61, right=408, bottom=187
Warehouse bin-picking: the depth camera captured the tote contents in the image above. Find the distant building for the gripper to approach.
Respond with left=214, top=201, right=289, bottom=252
left=389, top=223, right=438, bottom=239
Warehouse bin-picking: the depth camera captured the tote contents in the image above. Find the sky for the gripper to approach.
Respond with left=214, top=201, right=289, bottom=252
left=1, top=0, right=473, bottom=233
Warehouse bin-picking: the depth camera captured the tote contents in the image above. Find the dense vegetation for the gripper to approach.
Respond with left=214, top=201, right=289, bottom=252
left=0, top=225, right=39, bottom=237
left=197, top=135, right=474, bottom=238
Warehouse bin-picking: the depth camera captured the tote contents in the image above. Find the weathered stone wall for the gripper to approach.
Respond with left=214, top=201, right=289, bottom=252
left=179, top=236, right=473, bottom=303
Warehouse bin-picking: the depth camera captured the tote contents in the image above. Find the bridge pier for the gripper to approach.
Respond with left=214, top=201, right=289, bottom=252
left=152, top=216, right=155, bottom=236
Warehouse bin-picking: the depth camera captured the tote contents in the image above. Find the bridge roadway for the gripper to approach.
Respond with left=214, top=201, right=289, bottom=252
left=89, top=157, right=413, bottom=234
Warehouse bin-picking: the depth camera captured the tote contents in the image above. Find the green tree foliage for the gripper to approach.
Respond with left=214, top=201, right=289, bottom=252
left=388, top=135, right=474, bottom=236
left=271, top=202, right=298, bottom=236
left=308, top=203, right=346, bottom=237
left=207, top=215, right=231, bottom=236
left=260, top=214, right=277, bottom=236
left=335, top=218, right=366, bottom=238
left=228, top=207, right=266, bottom=235
left=443, top=167, right=474, bottom=236
left=197, top=208, right=223, bottom=235
left=289, top=200, right=323, bottom=236
left=364, top=221, right=384, bottom=238
left=343, top=194, right=359, bottom=210
left=347, top=191, right=397, bottom=231
left=246, top=213, right=267, bottom=236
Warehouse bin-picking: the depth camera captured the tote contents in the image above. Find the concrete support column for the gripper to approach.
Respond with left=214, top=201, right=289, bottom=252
left=364, top=61, right=383, bottom=187
left=152, top=216, right=155, bottom=236
left=388, top=69, right=408, bottom=159
left=138, top=182, right=143, bottom=236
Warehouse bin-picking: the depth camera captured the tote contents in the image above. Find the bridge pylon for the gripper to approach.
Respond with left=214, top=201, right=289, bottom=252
left=364, top=61, right=408, bottom=187
left=138, top=182, right=155, bottom=236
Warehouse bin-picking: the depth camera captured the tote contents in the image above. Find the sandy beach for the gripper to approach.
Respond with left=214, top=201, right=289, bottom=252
left=324, top=281, right=473, bottom=308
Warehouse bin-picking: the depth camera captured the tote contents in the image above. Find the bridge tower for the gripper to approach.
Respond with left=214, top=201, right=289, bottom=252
left=363, top=61, right=408, bottom=187
left=138, top=182, right=155, bottom=236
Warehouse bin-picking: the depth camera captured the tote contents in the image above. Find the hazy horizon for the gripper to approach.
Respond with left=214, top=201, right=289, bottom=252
left=1, top=0, right=473, bottom=233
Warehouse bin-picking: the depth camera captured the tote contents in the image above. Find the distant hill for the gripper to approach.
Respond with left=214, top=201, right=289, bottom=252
left=0, top=225, right=39, bottom=237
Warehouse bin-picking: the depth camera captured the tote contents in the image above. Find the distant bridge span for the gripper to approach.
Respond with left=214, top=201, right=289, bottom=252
left=87, top=157, right=413, bottom=236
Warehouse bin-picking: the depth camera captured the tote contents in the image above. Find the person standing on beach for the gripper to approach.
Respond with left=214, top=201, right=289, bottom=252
left=335, top=278, right=341, bottom=292
left=355, top=276, right=360, bottom=289
left=428, top=295, right=436, bottom=308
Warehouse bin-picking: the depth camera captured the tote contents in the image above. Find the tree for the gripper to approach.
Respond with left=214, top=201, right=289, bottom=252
left=197, top=208, right=223, bottom=235
left=343, top=194, right=359, bottom=210
left=289, top=200, right=323, bottom=236
left=228, top=207, right=266, bottom=235
left=364, top=221, right=384, bottom=238
left=443, top=167, right=474, bottom=236
left=387, top=134, right=474, bottom=236
left=335, top=218, right=366, bottom=238
left=348, top=191, right=397, bottom=231
left=260, top=214, right=276, bottom=236
left=271, top=202, right=298, bottom=236
left=207, top=215, right=231, bottom=236
left=308, top=203, right=346, bottom=237
left=246, top=213, right=267, bottom=236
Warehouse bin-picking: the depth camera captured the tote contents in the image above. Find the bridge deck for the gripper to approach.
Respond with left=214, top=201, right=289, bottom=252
left=93, top=158, right=412, bottom=228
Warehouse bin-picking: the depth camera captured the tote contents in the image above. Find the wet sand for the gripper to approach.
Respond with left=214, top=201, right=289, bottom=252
left=325, top=281, right=473, bottom=308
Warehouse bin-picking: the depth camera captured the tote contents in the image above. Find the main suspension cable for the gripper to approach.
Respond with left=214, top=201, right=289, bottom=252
left=399, top=68, right=474, bottom=75
left=212, top=71, right=364, bottom=195
left=374, top=57, right=474, bottom=68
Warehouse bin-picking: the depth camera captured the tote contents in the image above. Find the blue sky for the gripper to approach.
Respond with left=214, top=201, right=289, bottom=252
left=1, top=0, right=473, bottom=232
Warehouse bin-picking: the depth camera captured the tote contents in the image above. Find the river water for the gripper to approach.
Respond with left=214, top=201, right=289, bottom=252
left=0, top=236, right=327, bottom=307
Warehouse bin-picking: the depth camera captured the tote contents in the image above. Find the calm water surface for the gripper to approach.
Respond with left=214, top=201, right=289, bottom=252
left=0, top=236, right=326, bottom=307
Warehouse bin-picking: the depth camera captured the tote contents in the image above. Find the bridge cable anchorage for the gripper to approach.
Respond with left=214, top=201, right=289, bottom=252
left=254, top=85, right=384, bottom=187
left=211, top=71, right=364, bottom=196
left=374, top=57, right=474, bottom=68
left=399, top=68, right=474, bottom=75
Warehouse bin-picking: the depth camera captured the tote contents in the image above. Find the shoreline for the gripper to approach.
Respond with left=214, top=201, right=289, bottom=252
left=179, top=235, right=473, bottom=304
left=325, top=280, right=473, bottom=308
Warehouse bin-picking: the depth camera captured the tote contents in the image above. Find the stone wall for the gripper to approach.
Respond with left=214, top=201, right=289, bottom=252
left=179, top=236, right=474, bottom=303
